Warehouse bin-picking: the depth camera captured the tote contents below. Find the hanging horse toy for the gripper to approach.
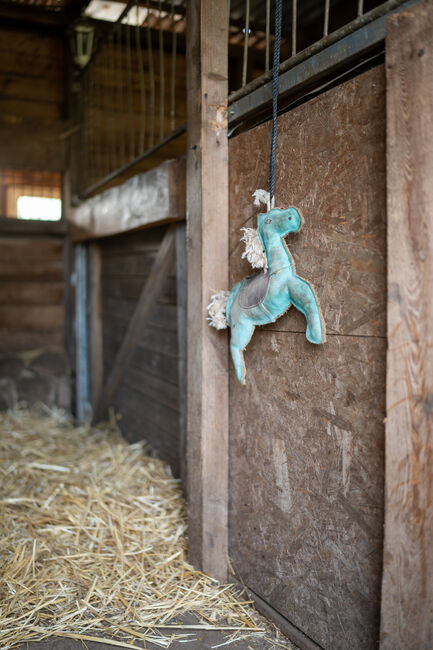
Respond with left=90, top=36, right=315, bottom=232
left=207, top=190, right=326, bottom=385
left=206, top=0, right=325, bottom=384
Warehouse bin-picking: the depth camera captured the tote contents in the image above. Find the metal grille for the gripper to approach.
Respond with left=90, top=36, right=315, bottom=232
left=77, top=1, right=186, bottom=199
left=228, top=0, right=410, bottom=99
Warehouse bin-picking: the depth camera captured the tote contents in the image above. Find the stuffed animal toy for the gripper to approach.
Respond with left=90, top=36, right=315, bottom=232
left=207, top=191, right=325, bottom=384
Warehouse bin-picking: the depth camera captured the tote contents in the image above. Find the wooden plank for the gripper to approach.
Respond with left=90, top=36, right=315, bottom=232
left=89, top=243, right=103, bottom=412
left=68, top=159, right=186, bottom=242
left=186, top=0, right=229, bottom=581
left=0, top=217, right=66, bottom=236
left=176, top=223, right=187, bottom=486
left=0, top=281, right=63, bottom=305
left=101, top=274, right=176, bottom=304
left=0, top=237, right=64, bottom=262
left=380, top=3, right=433, bottom=648
left=0, top=261, right=63, bottom=280
left=102, top=316, right=178, bottom=360
left=124, top=365, right=179, bottom=412
left=102, top=299, right=177, bottom=332
left=114, top=401, right=180, bottom=477
left=0, top=329, right=64, bottom=353
left=95, top=225, right=176, bottom=421
left=75, top=244, right=90, bottom=423
left=126, top=344, right=179, bottom=386
left=0, top=305, right=64, bottom=330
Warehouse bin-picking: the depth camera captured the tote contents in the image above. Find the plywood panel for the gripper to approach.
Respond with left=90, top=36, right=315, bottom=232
left=229, top=331, right=385, bottom=650
left=228, top=65, right=386, bottom=650
left=229, top=66, right=386, bottom=340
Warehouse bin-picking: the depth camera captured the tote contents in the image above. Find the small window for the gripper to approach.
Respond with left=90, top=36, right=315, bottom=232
left=0, top=169, right=62, bottom=221
left=17, top=196, right=62, bottom=221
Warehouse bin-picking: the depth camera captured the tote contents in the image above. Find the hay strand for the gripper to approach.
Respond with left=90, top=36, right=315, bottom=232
left=0, top=407, right=293, bottom=649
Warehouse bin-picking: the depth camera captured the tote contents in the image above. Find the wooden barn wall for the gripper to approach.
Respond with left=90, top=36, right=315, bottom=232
left=0, top=24, right=67, bottom=172
left=228, top=65, right=386, bottom=650
left=0, top=234, right=69, bottom=410
left=99, top=225, right=180, bottom=475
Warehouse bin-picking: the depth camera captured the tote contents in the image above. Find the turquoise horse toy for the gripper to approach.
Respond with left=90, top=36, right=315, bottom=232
left=221, top=206, right=325, bottom=384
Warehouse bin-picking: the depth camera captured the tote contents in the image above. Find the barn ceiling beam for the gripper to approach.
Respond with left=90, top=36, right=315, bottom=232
left=0, top=0, right=91, bottom=29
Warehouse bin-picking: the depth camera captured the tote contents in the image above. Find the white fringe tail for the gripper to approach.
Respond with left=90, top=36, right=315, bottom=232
left=206, top=291, right=230, bottom=329
left=240, top=227, right=267, bottom=269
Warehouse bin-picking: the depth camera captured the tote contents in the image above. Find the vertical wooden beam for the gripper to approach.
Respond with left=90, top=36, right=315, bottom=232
left=381, top=2, right=433, bottom=647
left=62, top=172, right=76, bottom=413
left=75, top=243, right=90, bottom=423
left=176, top=222, right=187, bottom=487
left=88, top=243, right=103, bottom=413
left=186, top=0, right=229, bottom=581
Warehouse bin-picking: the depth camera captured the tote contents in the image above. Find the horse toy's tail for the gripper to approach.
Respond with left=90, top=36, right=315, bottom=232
left=206, top=221, right=268, bottom=330
left=207, top=291, right=230, bottom=330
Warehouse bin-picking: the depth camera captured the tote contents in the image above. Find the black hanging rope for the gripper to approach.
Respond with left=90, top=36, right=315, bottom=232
left=269, top=0, right=283, bottom=206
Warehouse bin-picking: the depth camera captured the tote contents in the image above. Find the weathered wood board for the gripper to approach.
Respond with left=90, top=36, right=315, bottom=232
left=0, top=235, right=66, bottom=353
left=0, top=26, right=67, bottom=171
left=228, top=66, right=386, bottom=650
left=99, top=225, right=182, bottom=476
left=381, top=2, right=433, bottom=648
left=69, top=159, right=186, bottom=242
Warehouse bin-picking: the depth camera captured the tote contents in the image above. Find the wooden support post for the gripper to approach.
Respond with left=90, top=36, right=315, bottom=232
left=88, top=243, right=103, bottom=412
left=95, top=224, right=176, bottom=422
left=75, top=243, right=90, bottom=423
left=176, top=222, right=187, bottom=487
left=381, top=2, right=433, bottom=647
left=186, top=0, right=229, bottom=581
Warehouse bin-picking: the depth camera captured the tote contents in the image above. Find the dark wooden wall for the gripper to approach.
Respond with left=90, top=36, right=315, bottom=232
left=99, top=225, right=181, bottom=475
left=228, top=65, right=386, bottom=650
left=0, top=232, right=70, bottom=409
left=0, top=24, right=67, bottom=171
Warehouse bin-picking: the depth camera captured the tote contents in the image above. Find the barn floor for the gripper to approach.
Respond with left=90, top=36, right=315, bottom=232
left=1, top=408, right=293, bottom=650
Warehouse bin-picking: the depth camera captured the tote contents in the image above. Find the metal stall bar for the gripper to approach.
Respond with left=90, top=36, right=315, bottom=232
left=229, top=0, right=412, bottom=107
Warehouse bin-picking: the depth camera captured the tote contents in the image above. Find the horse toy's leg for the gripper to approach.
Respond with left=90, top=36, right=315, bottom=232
left=229, top=318, right=255, bottom=385
left=288, top=275, right=326, bottom=344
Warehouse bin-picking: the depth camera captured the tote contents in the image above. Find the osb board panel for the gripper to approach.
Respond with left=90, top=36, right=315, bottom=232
left=229, top=332, right=385, bottom=650
left=228, top=66, right=386, bottom=650
left=99, top=227, right=180, bottom=475
left=229, top=65, right=386, bottom=339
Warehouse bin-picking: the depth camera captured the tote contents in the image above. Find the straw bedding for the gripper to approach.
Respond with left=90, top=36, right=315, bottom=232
left=0, top=407, right=293, bottom=649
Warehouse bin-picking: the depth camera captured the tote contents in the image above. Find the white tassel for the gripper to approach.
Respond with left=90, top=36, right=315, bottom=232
left=252, top=189, right=270, bottom=210
left=240, top=227, right=267, bottom=269
left=206, top=291, right=230, bottom=329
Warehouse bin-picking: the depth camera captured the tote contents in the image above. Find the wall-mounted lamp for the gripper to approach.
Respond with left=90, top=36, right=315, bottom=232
left=70, top=22, right=95, bottom=68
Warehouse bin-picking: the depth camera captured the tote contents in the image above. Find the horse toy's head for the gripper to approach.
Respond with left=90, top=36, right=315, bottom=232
left=257, top=207, right=303, bottom=241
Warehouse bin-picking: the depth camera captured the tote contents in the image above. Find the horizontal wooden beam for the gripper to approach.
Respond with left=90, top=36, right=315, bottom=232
left=68, top=158, right=185, bottom=242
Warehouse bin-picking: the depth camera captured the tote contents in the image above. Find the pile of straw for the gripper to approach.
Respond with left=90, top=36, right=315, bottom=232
left=0, top=407, right=292, bottom=649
